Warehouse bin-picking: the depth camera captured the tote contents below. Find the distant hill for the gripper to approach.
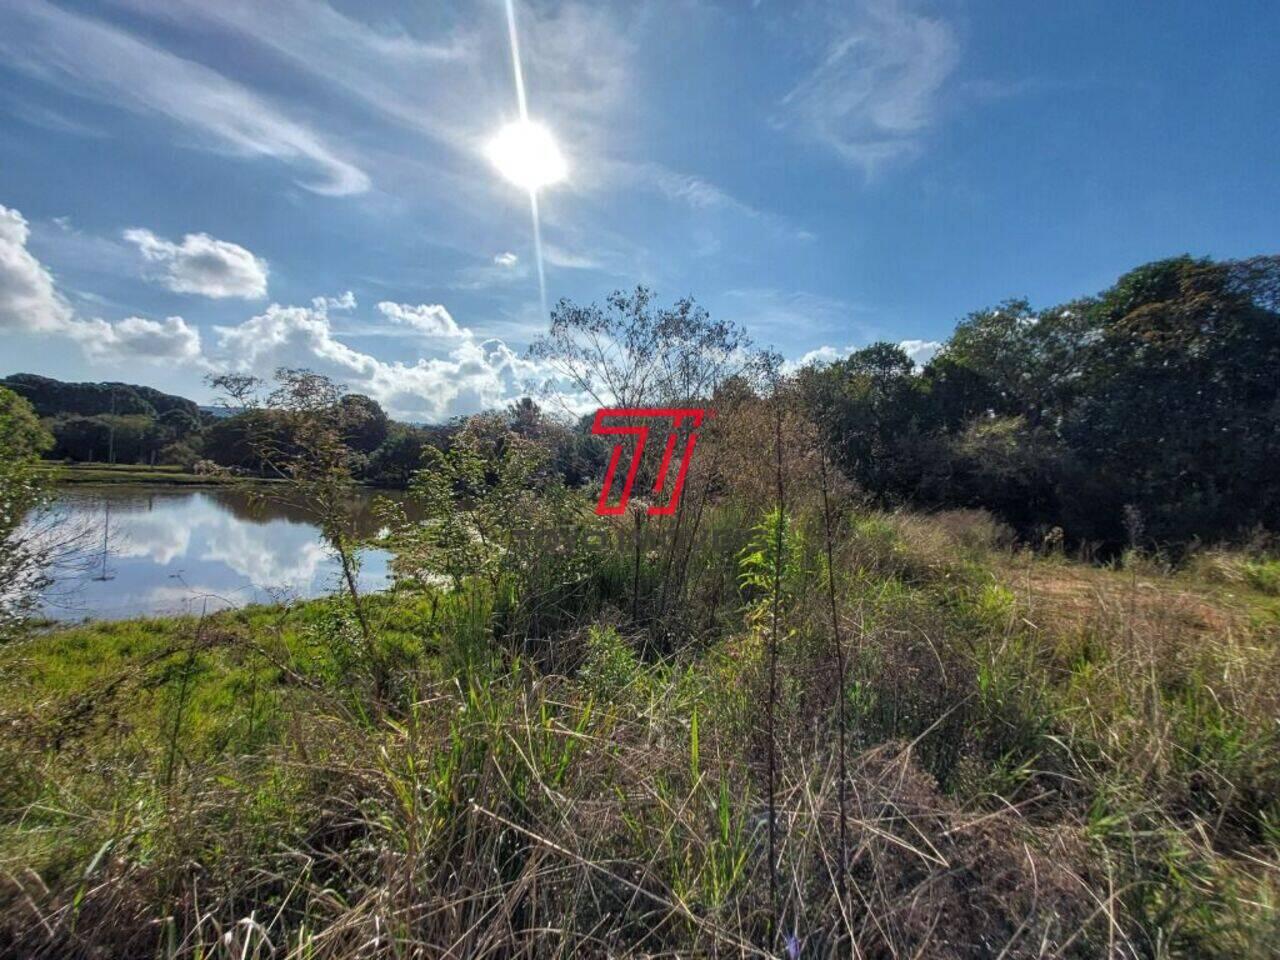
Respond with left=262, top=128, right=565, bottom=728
left=1, top=373, right=200, bottom=421
left=1, top=371, right=563, bottom=490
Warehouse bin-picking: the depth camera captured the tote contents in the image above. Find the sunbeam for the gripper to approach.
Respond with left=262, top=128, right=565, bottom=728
left=492, top=0, right=566, bottom=321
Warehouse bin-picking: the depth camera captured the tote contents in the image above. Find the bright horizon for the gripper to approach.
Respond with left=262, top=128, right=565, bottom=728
left=1, top=0, right=1277, bottom=420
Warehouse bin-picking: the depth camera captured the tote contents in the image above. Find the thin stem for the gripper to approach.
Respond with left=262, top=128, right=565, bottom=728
left=632, top=509, right=642, bottom=623
left=335, top=529, right=383, bottom=705
left=768, top=393, right=784, bottom=936
left=818, top=441, right=849, bottom=917
left=655, top=483, right=687, bottom=636
left=165, top=598, right=206, bottom=789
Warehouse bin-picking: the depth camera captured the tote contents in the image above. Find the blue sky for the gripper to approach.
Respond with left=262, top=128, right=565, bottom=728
left=1, top=0, right=1277, bottom=420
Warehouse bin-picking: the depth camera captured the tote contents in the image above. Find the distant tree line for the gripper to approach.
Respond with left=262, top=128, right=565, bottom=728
left=1, top=371, right=609, bottom=491
left=0, top=373, right=204, bottom=466
left=7, top=252, right=1278, bottom=550
left=796, top=255, right=1280, bottom=550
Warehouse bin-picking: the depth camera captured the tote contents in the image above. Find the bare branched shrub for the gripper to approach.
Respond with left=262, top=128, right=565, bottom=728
left=208, top=369, right=387, bottom=703
left=529, top=286, right=758, bottom=411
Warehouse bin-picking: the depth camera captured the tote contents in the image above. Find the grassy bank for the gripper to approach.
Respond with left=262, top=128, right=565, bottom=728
left=1, top=508, right=1278, bottom=957
left=39, top=462, right=247, bottom=486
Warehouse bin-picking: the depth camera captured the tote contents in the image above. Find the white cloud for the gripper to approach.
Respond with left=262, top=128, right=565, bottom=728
left=0, top=1, right=369, bottom=195
left=124, top=228, right=269, bottom=299
left=778, top=0, right=960, bottom=172
left=784, top=344, right=858, bottom=372
left=494, top=252, right=519, bottom=267
left=83, top=314, right=204, bottom=363
left=311, top=291, right=357, bottom=312
left=213, top=302, right=556, bottom=421
left=784, top=338, right=943, bottom=373
left=376, top=301, right=466, bottom=339
left=0, top=202, right=203, bottom=363
left=0, top=203, right=76, bottom=333
left=214, top=304, right=361, bottom=373
left=899, top=338, right=942, bottom=366
left=541, top=244, right=602, bottom=270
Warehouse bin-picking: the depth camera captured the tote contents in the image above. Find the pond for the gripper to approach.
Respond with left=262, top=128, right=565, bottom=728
left=34, top=485, right=409, bottom=622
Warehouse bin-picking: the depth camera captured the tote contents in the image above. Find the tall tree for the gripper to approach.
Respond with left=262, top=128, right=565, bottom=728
left=337, top=393, right=390, bottom=454
left=799, top=342, right=933, bottom=501
left=0, top=387, right=54, bottom=638
left=1064, top=255, right=1280, bottom=544
left=529, top=286, right=757, bottom=410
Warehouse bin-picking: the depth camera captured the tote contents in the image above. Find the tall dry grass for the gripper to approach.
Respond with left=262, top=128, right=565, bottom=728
left=2, top=395, right=1277, bottom=957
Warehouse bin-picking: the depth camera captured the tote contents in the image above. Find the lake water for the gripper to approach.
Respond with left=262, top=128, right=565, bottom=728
left=35, top=486, right=405, bottom=622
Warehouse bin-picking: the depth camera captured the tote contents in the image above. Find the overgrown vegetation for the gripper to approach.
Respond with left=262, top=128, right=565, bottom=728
left=799, top=254, right=1280, bottom=550
left=12, top=253, right=1280, bottom=551
left=2, top=267, right=1279, bottom=956
left=3, top=388, right=1278, bottom=957
left=0, top=386, right=54, bottom=639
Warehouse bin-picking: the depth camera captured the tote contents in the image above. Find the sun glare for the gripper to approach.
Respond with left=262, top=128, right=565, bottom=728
left=486, top=119, right=568, bottom=192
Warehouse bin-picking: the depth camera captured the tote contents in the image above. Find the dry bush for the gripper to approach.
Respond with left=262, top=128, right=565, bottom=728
left=774, top=743, right=1098, bottom=959
left=929, top=508, right=1016, bottom=555
left=2, top=651, right=1112, bottom=960
left=4, top=472, right=1278, bottom=958
left=699, top=387, right=835, bottom=515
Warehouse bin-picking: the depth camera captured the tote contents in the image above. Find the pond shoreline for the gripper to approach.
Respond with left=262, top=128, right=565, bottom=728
left=34, top=483, right=403, bottom=621
left=42, top=462, right=400, bottom=489
left=41, top=461, right=284, bottom=486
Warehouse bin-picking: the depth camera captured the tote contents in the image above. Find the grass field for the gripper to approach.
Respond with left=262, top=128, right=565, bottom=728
left=1, top=507, right=1277, bottom=957
left=38, top=462, right=282, bottom=486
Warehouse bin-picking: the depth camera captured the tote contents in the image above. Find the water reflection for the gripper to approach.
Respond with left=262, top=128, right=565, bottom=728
left=36, top=486, right=407, bottom=621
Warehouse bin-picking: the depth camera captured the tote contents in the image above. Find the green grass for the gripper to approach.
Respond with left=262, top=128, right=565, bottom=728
left=39, top=461, right=246, bottom=485
left=1243, top=558, right=1280, bottom=596
left=2, top=507, right=1278, bottom=957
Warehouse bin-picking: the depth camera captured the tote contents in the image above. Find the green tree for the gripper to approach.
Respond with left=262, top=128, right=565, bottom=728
left=944, top=298, right=1094, bottom=429
left=0, top=387, right=54, bottom=637
left=364, top=423, right=433, bottom=487
left=944, top=415, right=1064, bottom=532
left=799, top=342, right=935, bottom=501
left=338, top=393, right=389, bottom=454
left=1063, top=255, right=1280, bottom=544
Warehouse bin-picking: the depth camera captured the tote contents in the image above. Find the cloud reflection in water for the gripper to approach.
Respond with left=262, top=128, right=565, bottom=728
left=38, top=487, right=397, bottom=620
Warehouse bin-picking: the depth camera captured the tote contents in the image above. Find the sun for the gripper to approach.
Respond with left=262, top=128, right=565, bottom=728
left=486, top=119, right=568, bottom=192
